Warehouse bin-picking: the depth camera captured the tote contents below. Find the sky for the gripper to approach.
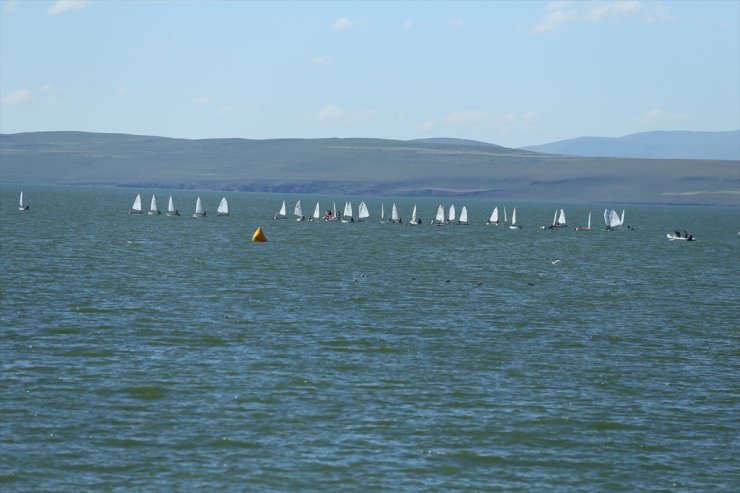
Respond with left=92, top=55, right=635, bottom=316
left=1, top=0, right=738, bottom=148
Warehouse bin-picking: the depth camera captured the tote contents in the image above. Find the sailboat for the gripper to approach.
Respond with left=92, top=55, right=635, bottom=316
left=432, top=204, right=445, bottom=225
left=192, top=196, right=206, bottom=217
left=129, top=194, right=143, bottom=215
left=273, top=200, right=287, bottom=219
left=18, top=191, right=29, bottom=211
left=357, top=201, right=370, bottom=222
left=458, top=206, right=469, bottom=225
left=604, top=209, right=622, bottom=230
left=575, top=211, right=591, bottom=231
left=148, top=195, right=161, bottom=215
left=167, top=195, right=180, bottom=216
left=341, top=201, right=354, bottom=223
left=509, top=208, right=522, bottom=229
left=310, top=202, right=321, bottom=221
left=503, top=207, right=508, bottom=225
left=447, top=204, right=456, bottom=225
left=380, top=203, right=385, bottom=223
left=486, top=207, right=499, bottom=225
left=390, top=203, right=402, bottom=223
left=557, top=209, right=567, bottom=227
left=294, top=200, right=305, bottom=221
left=408, top=204, right=420, bottom=225
left=215, top=197, right=229, bottom=216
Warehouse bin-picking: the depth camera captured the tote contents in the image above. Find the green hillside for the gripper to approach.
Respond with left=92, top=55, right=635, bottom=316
left=1, top=131, right=738, bottom=206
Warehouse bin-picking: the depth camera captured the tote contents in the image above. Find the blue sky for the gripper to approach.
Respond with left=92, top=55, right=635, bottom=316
left=1, top=0, right=738, bottom=148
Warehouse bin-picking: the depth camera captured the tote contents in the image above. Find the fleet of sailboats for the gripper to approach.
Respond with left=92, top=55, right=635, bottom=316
left=104, top=194, right=638, bottom=235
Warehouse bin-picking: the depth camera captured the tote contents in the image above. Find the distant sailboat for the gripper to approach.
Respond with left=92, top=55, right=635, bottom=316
left=557, top=209, right=567, bottom=227
left=509, top=208, right=522, bottom=229
left=604, top=209, right=622, bottom=230
left=274, top=200, right=287, bottom=219
left=390, top=203, right=402, bottom=223
left=458, top=206, right=468, bottom=225
left=294, top=200, right=305, bottom=221
left=167, top=195, right=180, bottom=216
left=486, top=206, right=499, bottom=225
left=18, top=191, right=29, bottom=211
left=357, top=201, right=370, bottom=221
left=575, top=211, right=591, bottom=231
left=504, top=207, right=508, bottom=225
left=341, top=201, right=354, bottom=223
left=408, top=204, right=420, bottom=225
left=324, top=201, right=339, bottom=221
left=432, top=204, right=445, bottom=225
left=148, top=195, right=161, bottom=215
left=311, top=202, right=321, bottom=221
left=129, top=194, right=143, bottom=215
left=380, top=203, right=385, bottom=223
left=447, top=204, right=456, bottom=225
left=192, top=196, right=206, bottom=217
left=217, top=197, right=229, bottom=216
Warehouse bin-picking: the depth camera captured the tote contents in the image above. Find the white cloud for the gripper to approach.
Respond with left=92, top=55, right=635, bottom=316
left=313, top=55, right=332, bottom=66
left=192, top=96, right=211, bottom=105
left=639, top=108, right=688, bottom=123
left=331, top=17, right=353, bottom=31
left=402, top=20, right=414, bottom=30
left=531, top=1, right=674, bottom=34
left=502, top=111, right=541, bottom=124
left=417, top=110, right=490, bottom=131
left=1, top=89, right=31, bottom=105
left=4, top=0, right=19, bottom=13
left=47, top=0, right=89, bottom=16
left=315, top=104, right=376, bottom=123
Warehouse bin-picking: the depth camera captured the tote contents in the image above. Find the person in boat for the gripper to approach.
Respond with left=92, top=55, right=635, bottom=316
left=688, top=234, right=694, bottom=241
left=24, top=205, right=30, bottom=210
left=175, top=209, right=180, bottom=216
left=683, top=230, right=689, bottom=238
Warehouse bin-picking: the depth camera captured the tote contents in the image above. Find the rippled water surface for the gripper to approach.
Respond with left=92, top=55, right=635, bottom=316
left=2, top=186, right=739, bottom=491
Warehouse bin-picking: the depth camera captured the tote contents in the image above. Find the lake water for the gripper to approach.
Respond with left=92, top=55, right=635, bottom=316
left=2, top=185, right=739, bottom=491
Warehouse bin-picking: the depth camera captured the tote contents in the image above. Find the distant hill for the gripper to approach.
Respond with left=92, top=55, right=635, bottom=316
left=1, top=131, right=738, bottom=206
left=522, top=130, right=740, bottom=161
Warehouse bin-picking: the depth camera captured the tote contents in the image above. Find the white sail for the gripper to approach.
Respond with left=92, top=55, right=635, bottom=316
left=148, top=195, right=159, bottom=215
left=620, top=209, right=625, bottom=226
left=509, top=207, right=521, bottom=229
left=358, top=201, right=370, bottom=220
left=605, top=209, right=621, bottom=228
left=390, top=203, right=401, bottom=223
left=552, top=209, right=559, bottom=227
left=488, top=207, right=498, bottom=224
left=129, top=194, right=143, bottom=214
left=434, top=204, right=445, bottom=224
left=217, top=197, right=229, bottom=216
left=587, top=211, right=591, bottom=229
left=193, top=196, right=205, bottom=217
left=448, top=204, right=456, bottom=223
left=19, top=191, right=27, bottom=211
left=381, top=203, right=385, bottom=221
left=312, top=202, right=321, bottom=220
left=168, top=195, right=176, bottom=213
left=294, top=200, right=304, bottom=220
left=458, top=206, right=468, bottom=224
left=342, top=201, right=353, bottom=222
left=558, top=209, right=566, bottom=226
left=409, top=204, right=418, bottom=225
left=504, top=207, right=508, bottom=224
left=274, top=200, right=287, bottom=219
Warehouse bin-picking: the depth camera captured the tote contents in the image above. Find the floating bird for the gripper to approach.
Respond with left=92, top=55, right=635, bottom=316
left=550, top=259, right=562, bottom=265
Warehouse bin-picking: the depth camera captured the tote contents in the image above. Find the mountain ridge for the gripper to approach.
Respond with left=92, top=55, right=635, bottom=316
left=1, top=131, right=738, bottom=206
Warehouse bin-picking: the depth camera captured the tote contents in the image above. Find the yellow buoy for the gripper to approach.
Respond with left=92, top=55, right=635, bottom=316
left=251, top=226, right=267, bottom=242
